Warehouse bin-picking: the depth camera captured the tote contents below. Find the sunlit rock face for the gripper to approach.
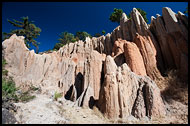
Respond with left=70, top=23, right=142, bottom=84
left=2, top=7, right=187, bottom=120
left=98, top=56, right=166, bottom=119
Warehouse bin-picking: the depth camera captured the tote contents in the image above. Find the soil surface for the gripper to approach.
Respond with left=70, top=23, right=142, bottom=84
left=7, top=91, right=187, bottom=124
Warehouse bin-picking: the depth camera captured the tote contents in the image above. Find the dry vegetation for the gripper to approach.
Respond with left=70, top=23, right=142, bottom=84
left=155, top=69, right=188, bottom=105
left=153, top=69, right=188, bottom=124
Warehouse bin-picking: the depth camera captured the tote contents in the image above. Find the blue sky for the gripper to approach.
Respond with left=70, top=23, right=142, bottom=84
left=2, top=2, right=188, bottom=53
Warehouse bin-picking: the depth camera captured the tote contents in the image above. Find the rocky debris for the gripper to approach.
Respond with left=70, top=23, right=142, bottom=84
left=2, top=99, right=17, bottom=112
left=14, top=92, right=108, bottom=124
left=14, top=93, right=69, bottom=124
left=98, top=56, right=165, bottom=119
left=2, top=108, right=18, bottom=124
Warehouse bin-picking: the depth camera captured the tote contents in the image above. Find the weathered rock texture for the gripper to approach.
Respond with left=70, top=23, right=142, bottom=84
left=150, top=7, right=188, bottom=82
left=2, top=7, right=187, bottom=121
left=3, top=34, right=105, bottom=108
left=123, top=40, right=147, bottom=76
left=110, top=7, right=188, bottom=82
left=98, top=56, right=166, bottom=119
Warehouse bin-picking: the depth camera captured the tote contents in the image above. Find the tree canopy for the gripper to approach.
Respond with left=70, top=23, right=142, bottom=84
left=109, top=8, right=149, bottom=24
left=136, top=8, right=148, bottom=23
left=109, top=8, right=123, bottom=24
left=94, top=33, right=101, bottom=37
left=102, top=30, right=106, bottom=35
left=184, top=6, right=188, bottom=14
left=53, top=31, right=92, bottom=50
left=53, top=32, right=77, bottom=50
left=75, top=31, right=92, bottom=41
left=93, top=30, right=106, bottom=37
left=2, top=16, right=41, bottom=53
left=57, top=32, right=77, bottom=45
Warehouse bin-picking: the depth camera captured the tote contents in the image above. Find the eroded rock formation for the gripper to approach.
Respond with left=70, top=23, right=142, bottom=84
left=2, top=7, right=187, bottom=120
left=98, top=56, right=165, bottom=119
left=150, top=7, right=188, bottom=82
left=3, top=34, right=105, bottom=108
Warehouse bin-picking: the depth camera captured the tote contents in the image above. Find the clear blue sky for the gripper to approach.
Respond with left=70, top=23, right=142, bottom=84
left=2, top=2, right=188, bottom=53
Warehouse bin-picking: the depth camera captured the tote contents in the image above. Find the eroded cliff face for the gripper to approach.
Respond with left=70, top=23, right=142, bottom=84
left=2, top=7, right=187, bottom=120
left=98, top=56, right=165, bottom=119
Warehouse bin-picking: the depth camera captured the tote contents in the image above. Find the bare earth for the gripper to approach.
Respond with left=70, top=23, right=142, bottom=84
left=13, top=91, right=188, bottom=124
left=14, top=92, right=109, bottom=124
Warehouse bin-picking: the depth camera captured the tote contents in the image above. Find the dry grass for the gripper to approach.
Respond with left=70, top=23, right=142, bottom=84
left=92, top=106, right=108, bottom=121
left=155, top=69, right=188, bottom=105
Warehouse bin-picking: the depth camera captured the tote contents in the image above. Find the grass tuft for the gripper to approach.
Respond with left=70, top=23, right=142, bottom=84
left=54, top=91, right=62, bottom=101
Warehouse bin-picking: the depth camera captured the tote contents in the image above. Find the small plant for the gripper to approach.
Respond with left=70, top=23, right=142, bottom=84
left=2, top=59, right=8, bottom=76
left=54, top=91, right=62, bottom=101
left=18, top=85, right=37, bottom=102
left=19, top=93, right=36, bottom=102
left=2, top=77, right=18, bottom=101
left=102, top=30, right=106, bottom=35
left=2, top=69, right=8, bottom=76
left=2, top=59, right=7, bottom=67
left=29, top=85, right=39, bottom=91
left=2, top=58, right=36, bottom=103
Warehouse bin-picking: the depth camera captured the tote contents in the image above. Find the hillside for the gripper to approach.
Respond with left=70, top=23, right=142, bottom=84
left=2, top=7, right=188, bottom=124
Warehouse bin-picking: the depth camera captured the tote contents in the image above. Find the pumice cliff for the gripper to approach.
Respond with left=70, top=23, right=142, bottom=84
left=2, top=7, right=188, bottom=120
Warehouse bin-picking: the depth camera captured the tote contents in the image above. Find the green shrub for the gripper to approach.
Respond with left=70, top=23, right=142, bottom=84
left=2, top=69, right=8, bottom=76
left=2, top=78, right=18, bottom=101
left=2, top=59, right=7, bottom=67
left=54, top=91, right=62, bottom=101
left=20, top=93, right=36, bottom=102
left=2, top=58, right=36, bottom=103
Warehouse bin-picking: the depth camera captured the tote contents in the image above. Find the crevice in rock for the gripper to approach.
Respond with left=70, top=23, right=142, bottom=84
left=100, top=61, right=105, bottom=87
left=64, top=85, right=74, bottom=100
left=160, top=16, right=167, bottom=32
left=114, top=53, right=125, bottom=66
left=89, top=96, right=95, bottom=109
left=118, top=84, right=122, bottom=118
left=131, top=87, right=140, bottom=118
left=58, top=81, right=60, bottom=88
left=44, top=57, right=46, bottom=64
left=74, top=72, right=84, bottom=99
left=149, top=29, right=166, bottom=76
left=142, top=84, right=148, bottom=117
left=80, top=85, right=88, bottom=107
left=70, top=44, right=75, bottom=54
left=127, top=20, right=133, bottom=42
left=24, top=59, right=27, bottom=69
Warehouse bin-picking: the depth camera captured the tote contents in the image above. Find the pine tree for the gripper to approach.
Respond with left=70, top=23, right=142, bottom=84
left=57, top=32, right=77, bottom=45
left=109, top=8, right=123, bottom=24
left=102, top=30, right=106, bottom=35
left=2, top=16, right=41, bottom=53
left=184, top=6, right=188, bottom=14
left=75, top=31, right=92, bottom=41
left=136, top=8, right=148, bottom=23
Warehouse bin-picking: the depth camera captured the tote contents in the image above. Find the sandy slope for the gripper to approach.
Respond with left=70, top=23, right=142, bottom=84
left=14, top=92, right=109, bottom=124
